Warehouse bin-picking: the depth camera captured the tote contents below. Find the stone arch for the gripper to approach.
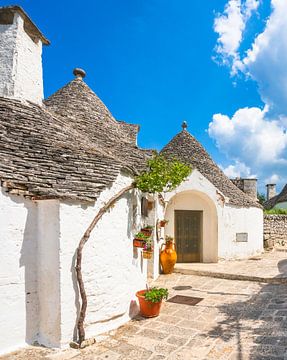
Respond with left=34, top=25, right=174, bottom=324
left=164, top=190, right=218, bottom=263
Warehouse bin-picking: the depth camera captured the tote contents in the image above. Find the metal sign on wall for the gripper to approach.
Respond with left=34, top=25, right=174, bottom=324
left=236, top=233, right=248, bottom=242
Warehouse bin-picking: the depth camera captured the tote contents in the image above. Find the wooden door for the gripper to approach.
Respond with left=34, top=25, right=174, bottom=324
left=175, top=210, right=202, bottom=263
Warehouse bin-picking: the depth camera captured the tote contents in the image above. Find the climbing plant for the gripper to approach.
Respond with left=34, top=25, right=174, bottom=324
left=135, top=154, right=192, bottom=193
left=75, top=154, right=191, bottom=346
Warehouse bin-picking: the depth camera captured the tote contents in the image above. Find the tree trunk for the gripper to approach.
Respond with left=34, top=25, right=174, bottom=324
left=75, top=184, right=134, bottom=344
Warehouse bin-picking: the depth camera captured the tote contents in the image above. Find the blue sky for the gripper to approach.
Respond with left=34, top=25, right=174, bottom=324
left=4, top=0, right=286, bottom=194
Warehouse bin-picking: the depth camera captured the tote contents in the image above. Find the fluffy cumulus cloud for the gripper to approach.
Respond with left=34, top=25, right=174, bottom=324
left=209, top=106, right=287, bottom=166
left=214, top=0, right=259, bottom=73
left=211, top=0, right=287, bottom=190
left=241, top=0, right=287, bottom=115
left=220, top=161, right=256, bottom=178
left=208, top=106, right=287, bottom=187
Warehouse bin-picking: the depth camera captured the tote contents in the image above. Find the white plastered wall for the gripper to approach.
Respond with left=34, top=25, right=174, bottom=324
left=219, top=205, right=263, bottom=259
left=58, top=172, right=148, bottom=346
left=163, top=169, right=263, bottom=262
left=0, top=189, right=39, bottom=355
left=274, top=202, right=287, bottom=209
left=0, top=171, right=161, bottom=353
left=164, top=171, right=218, bottom=263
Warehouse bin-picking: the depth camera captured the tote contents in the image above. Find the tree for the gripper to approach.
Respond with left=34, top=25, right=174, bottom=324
left=257, top=192, right=266, bottom=205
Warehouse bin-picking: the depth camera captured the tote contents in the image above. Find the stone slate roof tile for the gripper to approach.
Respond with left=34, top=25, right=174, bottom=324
left=161, top=129, right=261, bottom=208
left=264, top=184, right=287, bottom=209
left=0, top=78, right=151, bottom=202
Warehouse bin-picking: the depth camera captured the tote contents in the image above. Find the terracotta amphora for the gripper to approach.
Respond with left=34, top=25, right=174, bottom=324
left=160, top=240, right=177, bottom=274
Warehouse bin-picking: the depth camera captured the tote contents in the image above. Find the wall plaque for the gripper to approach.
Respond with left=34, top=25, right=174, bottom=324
left=236, top=233, right=248, bottom=242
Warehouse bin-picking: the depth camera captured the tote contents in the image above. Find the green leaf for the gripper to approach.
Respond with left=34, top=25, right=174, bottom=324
left=135, top=154, right=192, bottom=193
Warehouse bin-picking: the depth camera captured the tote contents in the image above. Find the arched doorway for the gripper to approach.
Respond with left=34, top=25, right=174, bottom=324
left=164, top=190, right=218, bottom=263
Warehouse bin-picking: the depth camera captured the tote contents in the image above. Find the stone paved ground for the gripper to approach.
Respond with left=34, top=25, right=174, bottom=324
left=175, top=250, right=287, bottom=281
left=2, top=273, right=287, bottom=360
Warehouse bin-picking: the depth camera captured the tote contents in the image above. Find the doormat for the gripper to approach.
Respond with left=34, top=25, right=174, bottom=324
left=167, top=295, right=203, bottom=306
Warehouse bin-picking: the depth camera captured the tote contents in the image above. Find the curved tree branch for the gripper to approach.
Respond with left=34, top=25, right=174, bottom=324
left=75, top=184, right=134, bottom=344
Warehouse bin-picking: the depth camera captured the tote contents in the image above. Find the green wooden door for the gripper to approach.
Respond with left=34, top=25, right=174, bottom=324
left=175, top=210, right=202, bottom=263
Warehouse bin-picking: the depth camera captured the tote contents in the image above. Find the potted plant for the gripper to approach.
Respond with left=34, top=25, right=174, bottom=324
left=159, top=219, right=169, bottom=227
left=133, top=232, right=150, bottom=248
left=141, top=225, right=153, bottom=237
left=136, top=287, right=168, bottom=317
left=142, top=239, right=153, bottom=259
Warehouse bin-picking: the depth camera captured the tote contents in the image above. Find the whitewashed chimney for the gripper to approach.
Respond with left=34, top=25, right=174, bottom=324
left=266, top=184, right=276, bottom=201
left=0, top=6, right=49, bottom=105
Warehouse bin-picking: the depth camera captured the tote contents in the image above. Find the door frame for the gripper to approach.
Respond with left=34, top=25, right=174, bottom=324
left=174, top=210, right=203, bottom=263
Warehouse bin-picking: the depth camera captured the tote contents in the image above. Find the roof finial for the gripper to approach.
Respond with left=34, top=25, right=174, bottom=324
left=73, top=68, right=86, bottom=79
left=181, top=120, right=188, bottom=131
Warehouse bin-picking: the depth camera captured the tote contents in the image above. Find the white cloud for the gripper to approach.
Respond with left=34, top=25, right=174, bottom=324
left=214, top=0, right=259, bottom=72
left=209, top=106, right=287, bottom=165
left=208, top=106, right=287, bottom=187
left=265, top=174, right=279, bottom=185
left=211, top=0, right=287, bottom=189
left=240, top=0, right=287, bottom=115
left=220, top=161, right=256, bottom=178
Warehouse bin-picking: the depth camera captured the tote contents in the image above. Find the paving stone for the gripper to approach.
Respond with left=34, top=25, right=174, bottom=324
left=46, top=349, right=80, bottom=360
left=166, top=335, right=189, bottom=346
left=3, top=272, right=287, bottom=360
left=137, top=329, right=167, bottom=340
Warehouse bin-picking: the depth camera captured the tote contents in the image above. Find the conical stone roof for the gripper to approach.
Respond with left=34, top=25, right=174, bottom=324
left=264, top=184, right=287, bottom=209
left=0, top=77, right=152, bottom=202
left=45, top=77, right=152, bottom=171
left=161, top=129, right=261, bottom=208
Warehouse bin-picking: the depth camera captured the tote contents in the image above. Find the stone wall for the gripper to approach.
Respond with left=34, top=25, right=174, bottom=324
left=264, top=215, right=287, bottom=248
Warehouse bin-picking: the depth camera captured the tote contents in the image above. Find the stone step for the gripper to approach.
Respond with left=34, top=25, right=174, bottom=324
left=174, top=267, right=287, bottom=284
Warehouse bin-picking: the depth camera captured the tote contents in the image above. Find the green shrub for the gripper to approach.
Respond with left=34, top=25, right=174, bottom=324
left=144, top=287, right=169, bottom=303
left=264, top=208, right=287, bottom=215
left=135, top=154, right=192, bottom=193
left=134, top=232, right=150, bottom=240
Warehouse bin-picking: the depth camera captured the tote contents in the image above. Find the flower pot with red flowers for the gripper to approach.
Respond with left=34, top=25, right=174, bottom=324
left=136, top=287, right=168, bottom=318
left=142, top=239, right=153, bottom=259
left=133, top=232, right=150, bottom=248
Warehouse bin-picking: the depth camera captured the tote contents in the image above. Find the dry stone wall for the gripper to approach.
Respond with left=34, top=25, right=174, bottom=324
left=264, top=215, right=287, bottom=248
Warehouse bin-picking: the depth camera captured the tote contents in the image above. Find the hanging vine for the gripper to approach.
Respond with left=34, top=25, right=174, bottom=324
left=75, top=154, right=191, bottom=345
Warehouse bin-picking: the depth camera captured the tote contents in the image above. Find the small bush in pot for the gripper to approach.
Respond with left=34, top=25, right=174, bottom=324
left=136, top=287, right=168, bottom=317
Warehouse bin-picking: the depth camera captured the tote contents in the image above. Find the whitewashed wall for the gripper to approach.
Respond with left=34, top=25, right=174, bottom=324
left=37, top=200, right=61, bottom=347
left=58, top=172, right=149, bottom=346
left=0, top=171, right=162, bottom=353
left=219, top=205, right=263, bottom=259
left=164, top=170, right=263, bottom=262
left=0, top=189, right=39, bottom=355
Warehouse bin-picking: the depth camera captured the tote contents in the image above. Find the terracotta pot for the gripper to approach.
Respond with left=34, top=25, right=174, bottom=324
left=159, top=220, right=168, bottom=228
left=142, top=250, right=153, bottom=259
left=136, top=290, right=162, bottom=317
left=141, top=228, right=152, bottom=237
left=160, top=241, right=177, bottom=274
left=133, top=239, right=146, bottom=248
